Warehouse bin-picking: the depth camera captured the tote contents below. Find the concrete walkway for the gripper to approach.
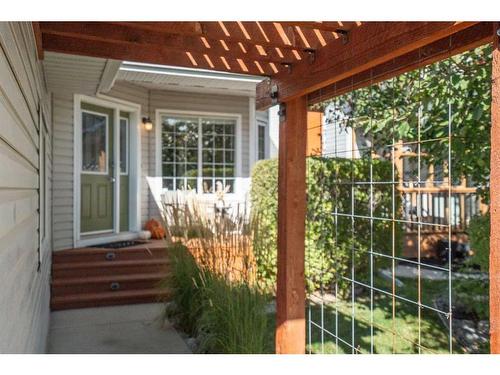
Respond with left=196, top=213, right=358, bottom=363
left=47, top=303, right=190, bottom=354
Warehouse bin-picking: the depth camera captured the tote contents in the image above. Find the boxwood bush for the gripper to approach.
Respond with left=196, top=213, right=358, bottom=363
left=251, top=156, right=402, bottom=296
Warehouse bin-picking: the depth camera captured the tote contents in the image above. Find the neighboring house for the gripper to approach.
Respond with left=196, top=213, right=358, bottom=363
left=0, top=22, right=270, bottom=352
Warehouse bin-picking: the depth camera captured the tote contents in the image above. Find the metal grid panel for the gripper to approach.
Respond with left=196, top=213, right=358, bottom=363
left=304, top=46, right=487, bottom=354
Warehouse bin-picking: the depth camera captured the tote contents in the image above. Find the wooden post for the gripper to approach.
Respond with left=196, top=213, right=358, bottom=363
left=490, top=22, right=500, bottom=354
left=275, top=96, right=307, bottom=354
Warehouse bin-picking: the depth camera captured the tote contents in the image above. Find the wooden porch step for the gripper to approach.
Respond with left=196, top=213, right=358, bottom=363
left=52, top=246, right=168, bottom=264
left=51, top=272, right=167, bottom=296
left=51, top=259, right=170, bottom=278
left=50, top=288, right=172, bottom=311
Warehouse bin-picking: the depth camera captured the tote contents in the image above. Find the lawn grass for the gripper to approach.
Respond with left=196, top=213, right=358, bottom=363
left=265, top=269, right=489, bottom=354
left=305, top=276, right=466, bottom=354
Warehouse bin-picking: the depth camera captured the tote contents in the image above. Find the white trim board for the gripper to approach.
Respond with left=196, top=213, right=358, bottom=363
left=73, top=94, right=142, bottom=248
left=97, top=59, right=122, bottom=94
left=248, top=96, right=256, bottom=170
left=119, top=116, right=129, bottom=175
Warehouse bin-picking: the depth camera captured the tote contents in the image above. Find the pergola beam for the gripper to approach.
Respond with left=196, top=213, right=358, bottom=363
left=307, top=22, right=493, bottom=106
left=41, top=33, right=273, bottom=76
left=115, top=21, right=204, bottom=35
left=39, top=22, right=303, bottom=64
left=279, top=21, right=352, bottom=34
left=256, top=21, right=479, bottom=109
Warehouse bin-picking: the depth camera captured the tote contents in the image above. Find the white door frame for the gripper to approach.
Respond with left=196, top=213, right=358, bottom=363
left=73, top=94, right=142, bottom=247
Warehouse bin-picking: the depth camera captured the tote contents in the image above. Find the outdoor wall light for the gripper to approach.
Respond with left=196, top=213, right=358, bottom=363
left=142, top=117, right=153, bottom=131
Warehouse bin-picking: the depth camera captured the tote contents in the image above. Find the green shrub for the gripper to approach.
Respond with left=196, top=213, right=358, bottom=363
left=165, top=243, right=272, bottom=353
left=468, top=213, right=489, bottom=273
left=251, top=159, right=279, bottom=292
left=451, top=212, right=491, bottom=322
left=453, top=278, right=489, bottom=321
left=251, top=156, right=402, bottom=296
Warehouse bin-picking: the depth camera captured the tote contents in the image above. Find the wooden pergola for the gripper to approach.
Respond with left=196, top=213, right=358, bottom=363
left=33, top=21, right=500, bottom=354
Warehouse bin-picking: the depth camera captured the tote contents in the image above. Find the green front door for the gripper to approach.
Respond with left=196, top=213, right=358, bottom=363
left=80, top=103, right=114, bottom=233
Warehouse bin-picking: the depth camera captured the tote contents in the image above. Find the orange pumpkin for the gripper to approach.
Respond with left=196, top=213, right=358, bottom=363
left=151, top=226, right=166, bottom=240
left=145, top=219, right=166, bottom=239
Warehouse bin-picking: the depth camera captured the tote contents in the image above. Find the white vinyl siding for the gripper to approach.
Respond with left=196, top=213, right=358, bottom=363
left=0, top=22, right=52, bottom=353
left=322, top=121, right=354, bottom=158
left=49, top=52, right=110, bottom=251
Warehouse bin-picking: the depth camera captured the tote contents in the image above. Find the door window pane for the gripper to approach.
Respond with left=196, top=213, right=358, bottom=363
left=82, top=111, right=108, bottom=173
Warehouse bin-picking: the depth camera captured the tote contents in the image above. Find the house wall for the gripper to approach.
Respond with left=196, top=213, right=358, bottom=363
left=0, top=22, right=52, bottom=353
left=147, top=87, right=252, bottom=219
left=49, top=54, right=109, bottom=251
left=256, top=108, right=270, bottom=160
left=51, top=79, right=265, bottom=250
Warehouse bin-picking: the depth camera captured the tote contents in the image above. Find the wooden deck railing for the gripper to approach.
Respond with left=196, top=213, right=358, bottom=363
left=398, top=186, right=481, bottom=233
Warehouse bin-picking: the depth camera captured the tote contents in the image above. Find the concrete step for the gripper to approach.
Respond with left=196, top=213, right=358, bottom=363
left=51, top=273, right=168, bottom=296
left=50, top=288, right=172, bottom=311
left=52, top=246, right=168, bottom=264
left=52, top=259, right=170, bottom=279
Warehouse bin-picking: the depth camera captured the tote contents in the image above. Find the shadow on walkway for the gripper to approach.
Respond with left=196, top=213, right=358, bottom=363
left=47, top=303, right=190, bottom=354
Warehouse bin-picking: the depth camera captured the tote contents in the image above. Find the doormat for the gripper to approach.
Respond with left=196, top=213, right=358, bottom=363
left=88, top=240, right=146, bottom=249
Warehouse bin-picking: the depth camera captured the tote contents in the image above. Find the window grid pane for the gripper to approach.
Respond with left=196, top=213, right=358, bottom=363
left=161, top=116, right=199, bottom=192
left=161, top=115, right=236, bottom=194
left=201, top=118, right=236, bottom=194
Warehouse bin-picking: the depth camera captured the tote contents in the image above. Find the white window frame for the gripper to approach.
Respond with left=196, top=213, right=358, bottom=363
left=120, top=116, right=129, bottom=176
left=155, top=109, right=242, bottom=195
left=80, top=109, right=109, bottom=175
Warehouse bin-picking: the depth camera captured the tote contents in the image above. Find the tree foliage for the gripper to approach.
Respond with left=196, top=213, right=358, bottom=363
left=315, top=45, right=492, bottom=200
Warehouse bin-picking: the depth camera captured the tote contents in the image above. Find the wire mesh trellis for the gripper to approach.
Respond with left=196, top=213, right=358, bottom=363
left=304, top=43, right=489, bottom=354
